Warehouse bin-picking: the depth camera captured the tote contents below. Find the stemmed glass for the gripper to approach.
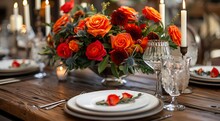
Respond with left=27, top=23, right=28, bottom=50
left=143, top=40, right=170, bottom=98
left=161, top=56, right=185, bottom=111
left=31, top=39, right=47, bottom=79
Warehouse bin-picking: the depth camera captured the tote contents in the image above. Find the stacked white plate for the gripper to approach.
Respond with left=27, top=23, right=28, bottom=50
left=0, top=59, right=39, bottom=76
left=189, top=66, right=220, bottom=86
left=64, top=90, right=163, bottom=121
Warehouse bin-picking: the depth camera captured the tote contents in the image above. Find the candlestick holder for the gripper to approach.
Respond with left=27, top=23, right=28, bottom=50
left=180, top=46, right=188, bottom=57
left=10, top=30, right=18, bottom=58
left=35, top=9, right=43, bottom=40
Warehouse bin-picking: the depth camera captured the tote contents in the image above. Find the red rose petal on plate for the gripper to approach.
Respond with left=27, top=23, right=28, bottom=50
left=210, top=67, right=219, bottom=78
left=122, top=92, right=133, bottom=99
left=12, top=60, right=20, bottom=68
left=106, top=94, right=120, bottom=106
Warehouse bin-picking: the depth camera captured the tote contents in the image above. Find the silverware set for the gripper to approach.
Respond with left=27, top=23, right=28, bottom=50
left=0, top=78, right=21, bottom=85
left=37, top=99, right=67, bottom=110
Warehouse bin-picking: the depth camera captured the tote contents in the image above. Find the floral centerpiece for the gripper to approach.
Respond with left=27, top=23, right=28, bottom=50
left=43, top=0, right=181, bottom=78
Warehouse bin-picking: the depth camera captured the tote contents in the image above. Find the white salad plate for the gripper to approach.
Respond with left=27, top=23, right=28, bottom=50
left=190, top=66, right=220, bottom=83
left=74, top=90, right=151, bottom=112
left=0, top=59, right=39, bottom=76
left=66, top=90, right=159, bottom=116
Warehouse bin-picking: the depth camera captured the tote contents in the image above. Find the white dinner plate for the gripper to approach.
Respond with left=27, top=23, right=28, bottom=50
left=0, top=59, right=39, bottom=76
left=75, top=90, right=151, bottom=112
left=190, top=66, right=220, bottom=82
left=64, top=99, right=163, bottom=121
left=66, top=91, right=159, bottom=116
left=190, top=80, right=220, bottom=86
left=0, top=59, right=38, bottom=72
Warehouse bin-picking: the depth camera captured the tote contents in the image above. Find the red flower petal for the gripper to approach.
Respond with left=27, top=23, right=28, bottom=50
left=122, top=92, right=133, bottom=99
left=12, top=60, right=20, bottom=68
left=106, top=94, right=120, bottom=106
left=210, top=67, right=219, bottom=78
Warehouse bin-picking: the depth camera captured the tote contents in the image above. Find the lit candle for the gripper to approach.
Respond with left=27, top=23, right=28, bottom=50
left=159, top=0, right=165, bottom=28
left=23, top=0, right=31, bottom=31
left=45, top=0, right=51, bottom=36
left=59, top=0, right=65, bottom=16
left=35, top=0, right=41, bottom=10
left=10, top=2, right=23, bottom=32
left=56, top=65, right=68, bottom=81
left=181, top=0, right=187, bottom=47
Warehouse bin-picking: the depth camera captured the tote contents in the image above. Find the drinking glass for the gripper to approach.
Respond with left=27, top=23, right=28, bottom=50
left=161, top=56, right=185, bottom=111
left=179, top=57, right=192, bottom=94
left=143, top=40, right=170, bottom=98
left=31, top=39, right=47, bottom=79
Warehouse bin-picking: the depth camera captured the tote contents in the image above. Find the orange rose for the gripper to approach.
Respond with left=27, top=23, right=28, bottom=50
left=86, top=14, right=112, bottom=37
left=140, top=37, right=148, bottom=50
left=111, top=33, right=134, bottom=50
left=74, top=19, right=86, bottom=34
left=142, top=6, right=161, bottom=23
left=53, top=14, right=70, bottom=34
left=118, top=6, right=138, bottom=21
left=68, top=40, right=79, bottom=52
left=168, top=25, right=181, bottom=46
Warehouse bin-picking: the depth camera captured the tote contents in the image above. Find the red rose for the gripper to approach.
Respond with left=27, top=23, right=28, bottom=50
left=106, top=94, right=120, bottom=106
left=110, top=49, right=128, bottom=65
left=60, top=0, right=74, bottom=13
left=125, top=24, right=142, bottom=40
left=86, top=40, right=106, bottom=61
left=56, top=43, right=72, bottom=59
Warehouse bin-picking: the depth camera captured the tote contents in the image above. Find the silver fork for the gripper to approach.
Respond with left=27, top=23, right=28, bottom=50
left=38, top=91, right=86, bottom=110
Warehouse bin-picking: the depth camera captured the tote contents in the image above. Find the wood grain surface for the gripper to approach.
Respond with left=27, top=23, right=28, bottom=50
left=0, top=69, right=220, bottom=121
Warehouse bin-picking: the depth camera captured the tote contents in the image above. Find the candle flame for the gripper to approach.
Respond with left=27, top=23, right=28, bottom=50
left=14, top=2, right=18, bottom=8
left=23, top=0, right=27, bottom=6
left=182, top=0, right=186, bottom=9
left=59, top=66, right=63, bottom=71
left=46, top=0, right=49, bottom=5
left=160, top=0, right=164, bottom=4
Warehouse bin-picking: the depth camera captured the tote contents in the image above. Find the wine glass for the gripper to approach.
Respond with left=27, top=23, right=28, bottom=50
left=161, top=56, right=185, bottom=111
left=143, top=40, right=170, bottom=98
left=31, top=38, right=47, bottom=79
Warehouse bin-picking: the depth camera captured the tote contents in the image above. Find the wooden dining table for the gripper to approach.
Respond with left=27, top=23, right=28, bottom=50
left=0, top=67, right=220, bottom=121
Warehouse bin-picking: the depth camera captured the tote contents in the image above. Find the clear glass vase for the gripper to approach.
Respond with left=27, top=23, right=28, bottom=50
left=90, top=66, right=127, bottom=87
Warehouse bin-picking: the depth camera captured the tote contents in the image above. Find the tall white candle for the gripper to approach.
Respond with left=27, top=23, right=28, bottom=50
left=35, top=0, right=41, bottom=10
left=181, top=0, right=187, bottom=47
left=45, top=0, right=51, bottom=36
left=59, top=0, right=65, bottom=15
left=23, top=0, right=31, bottom=31
left=10, top=2, right=23, bottom=32
left=159, top=0, right=165, bottom=28
left=13, top=2, right=18, bottom=31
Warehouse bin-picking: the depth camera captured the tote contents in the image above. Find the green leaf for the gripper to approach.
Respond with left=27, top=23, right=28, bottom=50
left=98, top=55, right=109, bottom=73
left=111, top=63, right=119, bottom=78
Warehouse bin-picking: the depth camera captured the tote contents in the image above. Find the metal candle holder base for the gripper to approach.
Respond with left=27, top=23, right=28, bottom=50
left=180, top=47, right=188, bottom=57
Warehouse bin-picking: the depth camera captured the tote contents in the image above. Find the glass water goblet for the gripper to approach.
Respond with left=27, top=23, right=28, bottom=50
left=31, top=39, right=47, bottom=79
left=161, top=56, right=185, bottom=111
left=143, top=40, right=170, bottom=98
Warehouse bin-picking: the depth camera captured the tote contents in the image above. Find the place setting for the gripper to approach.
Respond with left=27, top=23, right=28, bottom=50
left=63, top=89, right=164, bottom=121
left=189, top=66, right=220, bottom=86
